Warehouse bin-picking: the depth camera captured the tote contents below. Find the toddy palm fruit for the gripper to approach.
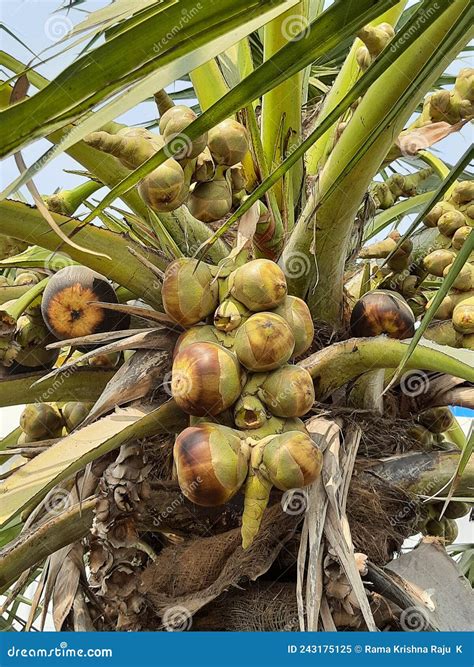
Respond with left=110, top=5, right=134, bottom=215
left=258, top=365, right=315, bottom=418
left=350, top=290, right=415, bottom=339
left=274, top=296, right=314, bottom=356
left=234, top=312, right=295, bottom=371
left=162, top=258, right=219, bottom=327
left=229, top=259, right=287, bottom=312
left=207, top=119, right=249, bottom=167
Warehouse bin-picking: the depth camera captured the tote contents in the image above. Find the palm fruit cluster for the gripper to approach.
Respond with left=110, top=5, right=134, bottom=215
left=418, top=68, right=474, bottom=125
left=416, top=500, right=470, bottom=545
left=408, top=406, right=455, bottom=451
left=85, top=106, right=250, bottom=223
left=17, top=401, right=93, bottom=447
left=161, top=256, right=320, bottom=547
left=422, top=181, right=474, bottom=349
left=370, top=169, right=432, bottom=211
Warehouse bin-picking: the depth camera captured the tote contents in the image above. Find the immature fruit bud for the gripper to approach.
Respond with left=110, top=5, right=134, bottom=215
left=452, top=226, right=472, bottom=250
left=442, top=262, right=473, bottom=291
left=454, top=67, right=474, bottom=102
left=258, top=365, right=315, bottom=418
left=423, top=250, right=457, bottom=277
left=437, top=210, right=466, bottom=237
left=20, top=403, right=64, bottom=439
left=14, top=314, right=58, bottom=369
left=174, top=423, right=248, bottom=506
left=358, top=23, right=394, bottom=57
left=162, top=258, right=219, bottom=327
left=356, top=45, right=371, bottom=70
left=193, top=147, right=215, bottom=182
left=62, top=402, right=94, bottom=431
left=172, top=342, right=242, bottom=416
left=262, top=431, right=323, bottom=491
left=214, top=298, right=248, bottom=332
left=14, top=272, right=40, bottom=286
left=234, top=312, right=295, bottom=371
left=138, top=159, right=187, bottom=212
left=350, top=290, right=415, bottom=339
left=229, top=259, right=287, bottom=312
left=41, top=266, right=128, bottom=340
left=187, top=178, right=232, bottom=222
left=208, top=119, right=249, bottom=167
left=418, top=407, right=453, bottom=434
left=84, top=130, right=162, bottom=170
left=452, top=297, right=474, bottom=334
left=234, top=395, right=268, bottom=430
left=274, top=296, right=314, bottom=356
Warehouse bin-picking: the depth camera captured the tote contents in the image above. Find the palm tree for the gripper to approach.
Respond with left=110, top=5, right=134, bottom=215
left=0, top=0, right=472, bottom=632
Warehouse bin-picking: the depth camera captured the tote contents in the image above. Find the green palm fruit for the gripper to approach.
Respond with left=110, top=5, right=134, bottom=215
left=62, top=402, right=94, bottom=431
left=263, top=431, right=323, bottom=491
left=432, top=500, right=470, bottom=520
left=452, top=297, right=474, bottom=334
left=159, top=105, right=207, bottom=159
left=423, top=250, right=457, bottom=277
left=424, top=517, right=458, bottom=544
left=162, top=258, right=219, bottom=327
left=187, top=177, right=232, bottom=222
left=229, top=259, right=287, bottom=312
left=462, top=333, right=474, bottom=350
left=454, top=67, right=474, bottom=101
left=258, top=365, right=315, bottom=418
left=273, top=296, right=314, bottom=356
left=442, top=262, right=473, bottom=291
left=408, top=425, right=434, bottom=449
left=207, top=119, right=249, bottom=167
left=20, top=403, right=64, bottom=439
left=452, top=226, right=472, bottom=250
left=356, top=45, right=371, bottom=71
left=234, top=312, right=295, bottom=371
left=424, top=320, right=464, bottom=347
left=451, top=181, right=474, bottom=206
left=138, top=159, right=187, bottom=212
left=437, top=210, right=466, bottom=237
left=173, top=325, right=220, bottom=356
left=158, top=105, right=195, bottom=134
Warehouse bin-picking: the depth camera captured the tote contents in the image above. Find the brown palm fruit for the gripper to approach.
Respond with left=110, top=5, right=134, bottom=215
left=173, top=325, right=219, bottom=356
left=138, top=158, right=187, bottom=212
left=214, top=298, right=249, bottom=332
left=207, top=119, right=249, bottom=166
left=423, top=249, right=456, bottom=277
left=263, top=431, right=323, bottom=491
left=14, top=271, right=41, bottom=286
left=229, top=259, right=287, bottom=312
left=424, top=201, right=456, bottom=228
left=418, top=407, right=453, bottom=434
left=437, top=210, right=466, bottom=237
left=451, top=181, right=474, bottom=206
left=234, top=312, right=295, bottom=371
left=171, top=341, right=242, bottom=416
left=162, top=258, right=219, bottom=327
left=14, top=314, right=58, bottom=369
left=274, top=296, right=314, bottom=356
left=432, top=500, right=470, bottom=520
left=187, top=177, right=232, bottom=222
left=258, top=365, right=315, bottom=418
left=452, top=297, right=474, bottom=334
left=159, top=105, right=207, bottom=160
left=350, top=290, right=415, bottom=339
left=407, top=425, right=434, bottom=449
left=442, top=262, right=473, bottom=291
left=84, top=129, right=162, bottom=170
left=20, top=403, right=64, bottom=439
left=41, top=266, right=129, bottom=341
left=234, top=395, right=268, bottom=430
left=62, top=401, right=94, bottom=431
left=427, top=290, right=473, bottom=319
left=452, top=226, right=472, bottom=250
left=174, top=423, right=248, bottom=506
left=193, top=147, right=215, bottom=182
